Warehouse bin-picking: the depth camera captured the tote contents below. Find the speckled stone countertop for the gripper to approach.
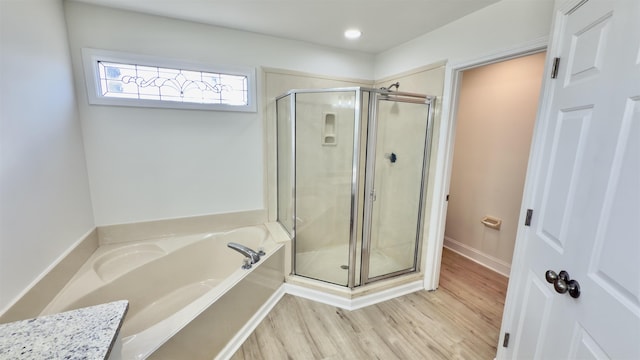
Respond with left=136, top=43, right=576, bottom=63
left=0, top=300, right=128, bottom=359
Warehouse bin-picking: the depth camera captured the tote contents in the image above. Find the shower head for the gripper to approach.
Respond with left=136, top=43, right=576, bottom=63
left=380, top=82, right=400, bottom=91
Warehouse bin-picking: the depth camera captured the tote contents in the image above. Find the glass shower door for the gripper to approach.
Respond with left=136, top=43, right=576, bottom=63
left=293, top=91, right=357, bottom=286
left=363, top=96, right=430, bottom=281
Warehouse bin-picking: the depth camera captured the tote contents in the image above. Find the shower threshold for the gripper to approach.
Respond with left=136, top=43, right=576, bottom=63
left=285, top=271, right=424, bottom=305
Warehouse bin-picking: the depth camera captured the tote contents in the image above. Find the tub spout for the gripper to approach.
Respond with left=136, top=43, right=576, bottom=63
left=227, top=242, right=261, bottom=268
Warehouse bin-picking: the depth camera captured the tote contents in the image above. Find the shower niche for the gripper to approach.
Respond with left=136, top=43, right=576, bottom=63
left=276, top=87, right=435, bottom=288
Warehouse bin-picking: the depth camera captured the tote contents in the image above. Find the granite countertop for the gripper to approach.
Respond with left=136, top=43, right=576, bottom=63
left=0, top=300, right=128, bottom=360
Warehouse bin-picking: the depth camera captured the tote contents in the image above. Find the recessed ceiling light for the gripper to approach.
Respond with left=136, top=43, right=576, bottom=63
left=344, top=29, right=362, bottom=40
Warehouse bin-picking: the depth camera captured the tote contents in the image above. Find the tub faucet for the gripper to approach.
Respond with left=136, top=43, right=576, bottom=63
left=227, top=242, right=261, bottom=269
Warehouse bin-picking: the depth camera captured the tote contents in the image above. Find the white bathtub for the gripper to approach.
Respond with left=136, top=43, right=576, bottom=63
left=42, top=224, right=285, bottom=359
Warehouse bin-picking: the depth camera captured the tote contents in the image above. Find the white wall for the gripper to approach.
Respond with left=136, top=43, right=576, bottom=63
left=444, top=53, right=546, bottom=272
left=63, top=2, right=374, bottom=226
left=374, top=0, right=554, bottom=79
left=0, top=0, right=95, bottom=311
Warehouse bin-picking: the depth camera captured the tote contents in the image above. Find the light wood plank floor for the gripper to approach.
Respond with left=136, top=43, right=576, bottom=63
left=231, top=248, right=509, bottom=360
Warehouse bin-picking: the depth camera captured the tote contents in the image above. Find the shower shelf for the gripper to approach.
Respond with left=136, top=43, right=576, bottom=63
left=322, top=112, right=337, bottom=146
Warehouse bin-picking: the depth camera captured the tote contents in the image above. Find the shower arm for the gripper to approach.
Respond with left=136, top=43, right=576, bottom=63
left=380, top=82, right=400, bottom=91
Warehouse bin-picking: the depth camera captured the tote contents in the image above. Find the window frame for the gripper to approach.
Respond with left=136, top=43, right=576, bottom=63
left=82, top=48, right=257, bottom=112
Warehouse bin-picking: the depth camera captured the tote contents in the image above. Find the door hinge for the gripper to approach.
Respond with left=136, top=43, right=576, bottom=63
left=551, top=57, right=561, bottom=79
left=446, top=194, right=449, bottom=201
left=503, top=332, right=510, bottom=347
left=525, top=209, right=533, bottom=226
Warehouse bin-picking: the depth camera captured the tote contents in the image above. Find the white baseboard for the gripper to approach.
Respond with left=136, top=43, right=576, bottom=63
left=215, top=285, right=286, bottom=360
left=350, top=280, right=424, bottom=310
left=284, top=283, right=353, bottom=310
left=284, top=280, right=424, bottom=311
left=443, top=236, right=511, bottom=277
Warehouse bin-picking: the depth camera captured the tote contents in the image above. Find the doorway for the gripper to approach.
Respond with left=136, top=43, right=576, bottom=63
left=443, top=52, right=546, bottom=299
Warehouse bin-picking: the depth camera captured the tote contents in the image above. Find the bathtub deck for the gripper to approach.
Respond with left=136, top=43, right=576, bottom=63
left=231, top=247, right=509, bottom=360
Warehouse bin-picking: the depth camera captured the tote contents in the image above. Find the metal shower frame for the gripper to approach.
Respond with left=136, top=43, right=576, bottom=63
left=275, top=86, right=436, bottom=289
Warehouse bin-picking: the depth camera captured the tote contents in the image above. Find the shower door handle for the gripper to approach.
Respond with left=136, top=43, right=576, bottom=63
left=370, top=190, right=377, bottom=201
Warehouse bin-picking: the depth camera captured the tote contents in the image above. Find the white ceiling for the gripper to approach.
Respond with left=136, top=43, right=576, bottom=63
left=71, top=0, right=501, bottom=54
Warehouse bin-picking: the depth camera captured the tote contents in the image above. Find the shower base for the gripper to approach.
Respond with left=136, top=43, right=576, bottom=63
left=295, top=242, right=415, bottom=286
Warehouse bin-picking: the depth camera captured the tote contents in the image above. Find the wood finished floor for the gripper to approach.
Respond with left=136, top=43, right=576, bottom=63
left=231, top=248, right=509, bottom=360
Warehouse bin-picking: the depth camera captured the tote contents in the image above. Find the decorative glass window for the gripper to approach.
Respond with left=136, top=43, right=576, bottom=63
left=82, top=49, right=256, bottom=112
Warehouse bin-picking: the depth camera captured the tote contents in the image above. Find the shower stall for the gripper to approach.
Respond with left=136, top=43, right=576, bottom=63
left=276, top=87, right=435, bottom=288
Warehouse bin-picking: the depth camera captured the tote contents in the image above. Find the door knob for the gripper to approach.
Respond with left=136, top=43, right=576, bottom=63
left=554, top=278, right=569, bottom=293
left=558, top=270, right=570, bottom=282
left=567, top=279, right=580, bottom=298
left=545, top=269, right=581, bottom=298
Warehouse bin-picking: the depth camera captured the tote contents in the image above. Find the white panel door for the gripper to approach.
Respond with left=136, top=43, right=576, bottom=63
left=498, top=0, right=640, bottom=358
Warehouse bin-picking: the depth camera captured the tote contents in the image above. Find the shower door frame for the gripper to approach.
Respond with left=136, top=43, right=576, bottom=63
left=275, top=87, right=436, bottom=289
left=276, top=87, right=364, bottom=287
left=359, top=91, right=436, bottom=286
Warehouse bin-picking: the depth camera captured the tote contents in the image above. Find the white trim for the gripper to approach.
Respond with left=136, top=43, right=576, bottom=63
left=350, top=280, right=424, bottom=309
left=284, top=283, right=353, bottom=309
left=451, top=37, right=550, bottom=71
left=283, top=280, right=424, bottom=311
left=81, top=48, right=257, bottom=112
left=443, top=237, right=511, bottom=277
left=423, top=36, right=548, bottom=291
left=215, top=285, right=286, bottom=360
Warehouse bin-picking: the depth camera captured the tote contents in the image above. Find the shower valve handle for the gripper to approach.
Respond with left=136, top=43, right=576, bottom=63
left=384, top=152, right=398, bottom=163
